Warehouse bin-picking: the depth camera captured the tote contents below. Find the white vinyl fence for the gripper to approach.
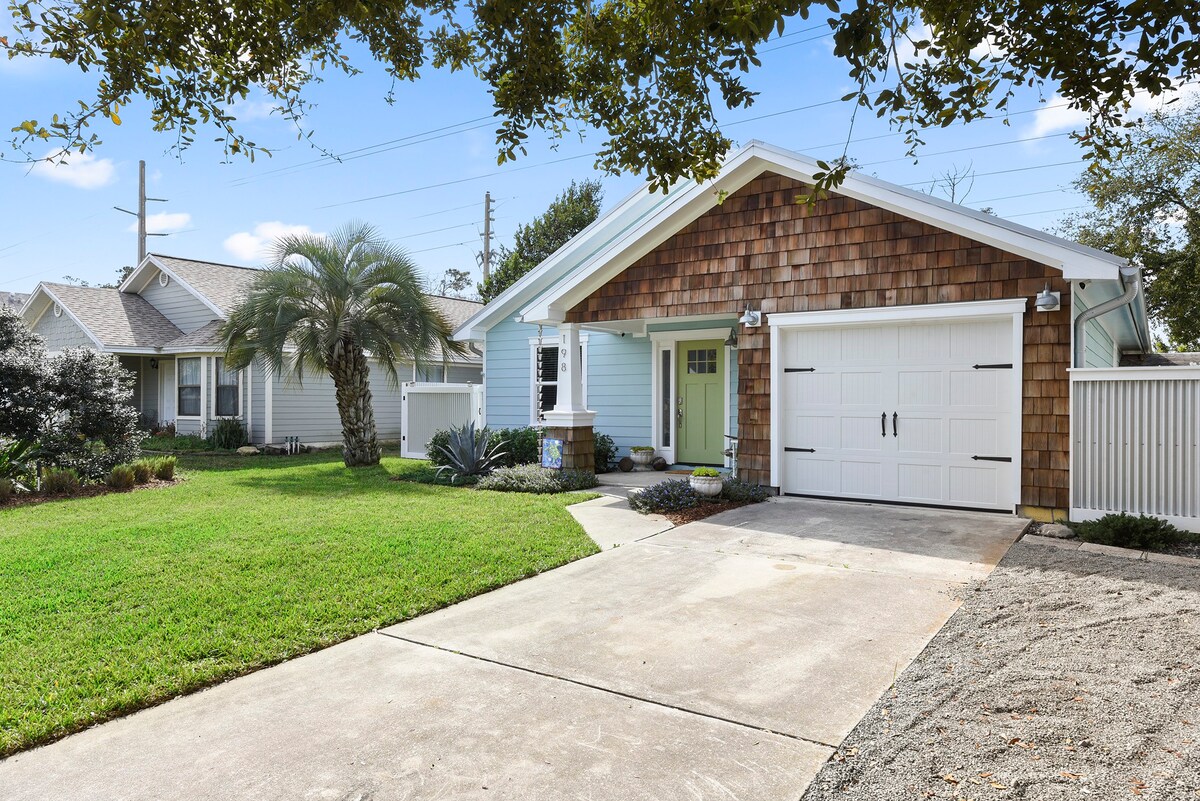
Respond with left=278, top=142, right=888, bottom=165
left=1071, top=367, right=1200, bottom=531
left=400, top=383, right=484, bottom=459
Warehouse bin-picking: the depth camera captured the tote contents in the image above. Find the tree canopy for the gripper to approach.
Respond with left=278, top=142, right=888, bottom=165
left=220, top=222, right=463, bottom=466
left=6, top=1, right=1199, bottom=191
left=479, top=179, right=603, bottom=303
left=1063, top=99, right=1200, bottom=351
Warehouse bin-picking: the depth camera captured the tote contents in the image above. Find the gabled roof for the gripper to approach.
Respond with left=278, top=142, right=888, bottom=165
left=455, top=140, right=1132, bottom=340
left=25, top=283, right=183, bottom=350
left=120, top=253, right=261, bottom=317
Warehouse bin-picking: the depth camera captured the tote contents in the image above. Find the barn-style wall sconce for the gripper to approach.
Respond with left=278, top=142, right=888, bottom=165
left=1035, top=284, right=1061, bottom=313
left=738, top=305, right=762, bottom=327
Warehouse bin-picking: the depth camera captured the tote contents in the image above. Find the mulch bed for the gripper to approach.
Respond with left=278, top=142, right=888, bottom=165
left=662, top=499, right=752, bottom=525
left=801, top=543, right=1200, bottom=800
left=0, top=478, right=180, bottom=510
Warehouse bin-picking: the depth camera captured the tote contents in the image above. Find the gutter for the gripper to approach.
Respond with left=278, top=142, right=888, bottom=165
left=1073, top=264, right=1146, bottom=368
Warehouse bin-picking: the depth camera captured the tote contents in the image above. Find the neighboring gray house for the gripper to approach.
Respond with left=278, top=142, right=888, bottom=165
left=18, top=254, right=482, bottom=445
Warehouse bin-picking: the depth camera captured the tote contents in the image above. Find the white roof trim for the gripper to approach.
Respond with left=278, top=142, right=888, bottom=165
left=26, top=284, right=109, bottom=351
left=119, top=254, right=227, bottom=319
left=518, top=142, right=1126, bottom=325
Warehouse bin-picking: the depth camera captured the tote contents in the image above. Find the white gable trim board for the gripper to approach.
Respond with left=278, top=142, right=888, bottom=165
left=769, top=299, right=1026, bottom=512
left=121, top=254, right=227, bottom=319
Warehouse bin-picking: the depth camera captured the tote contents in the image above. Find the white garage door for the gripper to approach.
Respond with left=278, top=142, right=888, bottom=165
left=778, top=317, right=1018, bottom=511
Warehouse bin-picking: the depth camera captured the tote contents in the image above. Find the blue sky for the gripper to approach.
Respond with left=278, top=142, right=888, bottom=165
left=0, top=22, right=1136, bottom=294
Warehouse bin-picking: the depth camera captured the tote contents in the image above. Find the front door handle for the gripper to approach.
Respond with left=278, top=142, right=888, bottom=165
left=892, top=412, right=898, bottom=437
left=881, top=412, right=886, bottom=437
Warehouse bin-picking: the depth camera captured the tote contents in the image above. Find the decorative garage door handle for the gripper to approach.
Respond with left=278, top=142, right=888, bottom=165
left=881, top=412, right=887, bottom=437
left=892, top=412, right=898, bottom=437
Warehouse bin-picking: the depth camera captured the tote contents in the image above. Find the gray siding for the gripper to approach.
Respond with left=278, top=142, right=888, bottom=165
left=249, top=357, right=268, bottom=444
left=271, top=363, right=405, bottom=443
left=32, top=308, right=95, bottom=350
left=447, top=364, right=482, bottom=384
left=139, top=276, right=218, bottom=334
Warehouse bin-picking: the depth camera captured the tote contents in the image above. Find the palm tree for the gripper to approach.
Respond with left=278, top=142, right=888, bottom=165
left=220, top=222, right=464, bottom=467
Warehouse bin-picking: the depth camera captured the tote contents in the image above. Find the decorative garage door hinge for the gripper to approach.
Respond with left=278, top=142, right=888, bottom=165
left=972, top=363, right=1013, bottom=369
left=971, top=455, right=1012, bottom=462
left=784, top=447, right=816, bottom=453
left=784, top=367, right=816, bottom=373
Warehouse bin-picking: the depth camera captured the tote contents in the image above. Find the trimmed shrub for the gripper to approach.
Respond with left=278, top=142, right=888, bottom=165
left=151, top=456, right=177, bottom=481
left=426, top=428, right=472, bottom=468
left=208, top=418, right=248, bottom=450
left=105, top=465, right=136, bottom=490
left=692, top=467, right=720, bottom=477
left=594, top=432, right=617, bottom=473
left=144, top=433, right=211, bottom=452
left=489, top=427, right=541, bottom=467
left=476, top=464, right=599, bottom=493
left=721, top=478, right=772, bottom=504
left=42, top=467, right=81, bottom=495
left=1071, top=513, right=1190, bottom=551
left=130, top=459, right=154, bottom=484
left=629, top=479, right=698, bottom=514
left=0, top=477, right=14, bottom=502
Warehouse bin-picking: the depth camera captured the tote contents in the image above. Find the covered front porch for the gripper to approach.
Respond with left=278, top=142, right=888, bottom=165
left=547, top=315, right=746, bottom=472
left=115, top=352, right=255, bottom=439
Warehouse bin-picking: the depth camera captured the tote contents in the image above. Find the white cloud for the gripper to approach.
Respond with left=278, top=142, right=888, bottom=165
left=127, top=212, right=191, bottom=234
left=1028, top=84, right=1200, bottom=137
left=223, top=221, right=320, bottom=261
left=29, top=151, right=117, bottom=189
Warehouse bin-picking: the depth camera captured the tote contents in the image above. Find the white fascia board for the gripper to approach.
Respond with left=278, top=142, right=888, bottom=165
left=768, top=297, right=1029, bottom=327
left=745, top=141, right=1123, bottom=280
left=521, top=152, right=768, bottom=324
left=518, top=142, right=1124, bottom=325
left=117, top=254, right=165, bottom=293
left=36, top=285, right=109, bottom=351
left=124, top=254, right=227, bottom=319
left=452, top=176, right=678, bottom=341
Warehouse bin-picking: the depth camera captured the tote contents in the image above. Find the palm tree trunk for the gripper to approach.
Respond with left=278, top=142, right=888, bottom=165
left=329, top=343, right=381, bottom=467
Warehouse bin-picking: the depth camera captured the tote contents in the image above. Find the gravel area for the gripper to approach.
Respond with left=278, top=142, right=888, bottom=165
left=802, top=541, right=1200, bottom=800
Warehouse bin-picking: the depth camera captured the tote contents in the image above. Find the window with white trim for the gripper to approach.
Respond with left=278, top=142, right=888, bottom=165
left=178, top=358, right=201, bottom=417
left=529, top=337, right=587, bottom=423
left=214, top=358, right=240, bottom=417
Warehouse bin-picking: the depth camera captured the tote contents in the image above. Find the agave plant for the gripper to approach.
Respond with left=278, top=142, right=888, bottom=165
left=0, top=439, right=40, bottom=492
left=434, top=422, right=507, bottom=484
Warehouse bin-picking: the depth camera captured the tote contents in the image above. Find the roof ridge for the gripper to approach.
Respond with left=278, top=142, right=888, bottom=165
left=150, top=253, right=262, bottom=271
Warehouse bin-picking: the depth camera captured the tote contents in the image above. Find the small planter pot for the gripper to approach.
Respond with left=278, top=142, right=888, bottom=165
left=630, top=450, right=655, bottom=469
left=690, top=475, right=725, bottom=497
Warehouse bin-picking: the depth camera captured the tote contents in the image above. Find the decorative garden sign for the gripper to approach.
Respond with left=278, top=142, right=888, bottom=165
left=541, top=438, right=564, bottom=470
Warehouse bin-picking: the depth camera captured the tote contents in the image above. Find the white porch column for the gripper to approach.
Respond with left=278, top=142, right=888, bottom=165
left=199, top=355, right=208, bottom=434
left=541, top=322, right=595, bottom=471
left=543, top=323, right=592, bottom=423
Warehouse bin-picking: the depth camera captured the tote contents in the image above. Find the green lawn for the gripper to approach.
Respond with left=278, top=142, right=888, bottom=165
left=0, top=453, right=599, bottom=756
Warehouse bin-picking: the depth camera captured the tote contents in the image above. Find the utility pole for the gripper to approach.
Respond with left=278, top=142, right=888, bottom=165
left=480, top=191, right=494, bottom=283
left=114, top=160, right=168, bottom=264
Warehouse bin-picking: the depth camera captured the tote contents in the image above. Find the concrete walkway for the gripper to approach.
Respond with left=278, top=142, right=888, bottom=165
left=0, top=496, right=1027, bottom=800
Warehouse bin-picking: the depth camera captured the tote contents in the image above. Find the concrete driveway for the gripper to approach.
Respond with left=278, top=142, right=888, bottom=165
left=0, top=497, right=1026, bottom=800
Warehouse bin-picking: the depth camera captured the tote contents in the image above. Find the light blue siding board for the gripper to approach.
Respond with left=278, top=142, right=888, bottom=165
left=483, top=317, right=545, bottom=428
left=587, top=333, right=652, bottom=453
left=1074, top=291, right=1117, bottom=368
left=32, top=309, right=95, bottom=350
left=139, top=277, right=218, bottom=334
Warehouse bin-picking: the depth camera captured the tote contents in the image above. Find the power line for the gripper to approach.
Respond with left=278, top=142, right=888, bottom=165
left=1004, top=204, right=1087, bottom=219
left=406, top=239, right=477, bottom=255
left=861, top=131, right=1071, bottom=167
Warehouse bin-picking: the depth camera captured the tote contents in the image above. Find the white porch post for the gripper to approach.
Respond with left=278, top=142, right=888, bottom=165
left=541, top=323, right=596, bottom=471
left=199, top=355, right=208, bottom=435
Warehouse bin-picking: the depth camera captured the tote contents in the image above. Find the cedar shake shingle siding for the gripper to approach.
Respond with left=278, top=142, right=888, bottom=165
left=565, top=172, right=1072, bottom=509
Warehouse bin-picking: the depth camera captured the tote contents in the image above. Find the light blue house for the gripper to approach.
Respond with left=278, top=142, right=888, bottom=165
left=454, top=142, right=1153, bottom=517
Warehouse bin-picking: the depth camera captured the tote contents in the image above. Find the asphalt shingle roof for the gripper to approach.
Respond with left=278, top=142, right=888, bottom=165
left=164, top=320, right=224, bottom=350
left=43, top=283, right=183, bottom=348
left=150, top=254, right=261, bottom=316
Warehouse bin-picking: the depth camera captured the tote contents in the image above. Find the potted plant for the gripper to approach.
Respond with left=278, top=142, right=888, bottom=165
left=690, top=467, right=724, bottom=497
left=629, top=446, right=655, bottom=469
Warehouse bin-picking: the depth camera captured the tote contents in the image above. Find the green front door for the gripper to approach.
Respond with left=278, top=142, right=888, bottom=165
left=676, top=339, right=725, bottom=465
